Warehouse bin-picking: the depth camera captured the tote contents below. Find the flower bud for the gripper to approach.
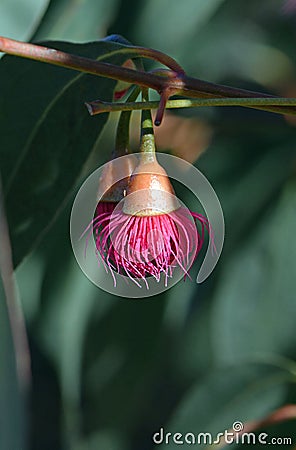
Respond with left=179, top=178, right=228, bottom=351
left=97, top=154, right=137, bottom=203
left=123, top=157, right=180, bottom=216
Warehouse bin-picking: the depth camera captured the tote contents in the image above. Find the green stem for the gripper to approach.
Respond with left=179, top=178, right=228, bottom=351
left=140, top=89, right=156, bottom=159
left=86, top=97, right=296, bottom=115
left=0, top=176, right=31, bottom=391
left=114, top=86, right=141, bottom=156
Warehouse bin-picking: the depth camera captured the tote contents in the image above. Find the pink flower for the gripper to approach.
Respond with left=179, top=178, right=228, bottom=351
left=85, top=156, right=212, bottom=287
left=94, top=205, right=209, bottom=287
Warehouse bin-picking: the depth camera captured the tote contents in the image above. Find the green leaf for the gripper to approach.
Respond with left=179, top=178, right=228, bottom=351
left=32, top=0, right=119, bottom=42
left=175, top=140, right=296, bottom=378
left=155, top=364, right=290, bottom=449
left=0, top=178, right=26, bottom=449
left=0, top=277, right=25, bottom=450
left=0, top=0, right=48, bottom=42
left=134, top=0, right=226, bottom=60
left=211, top=180, right=296, bottom=364
left=0, top=40, right=132, bottom=266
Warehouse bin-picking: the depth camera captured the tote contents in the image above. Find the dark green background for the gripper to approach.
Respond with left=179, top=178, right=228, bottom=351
left=0, top=1, right=296, bottom=449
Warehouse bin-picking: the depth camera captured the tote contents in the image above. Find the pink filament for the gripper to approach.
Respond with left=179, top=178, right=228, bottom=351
left=84, top=202, right=212, bottom=286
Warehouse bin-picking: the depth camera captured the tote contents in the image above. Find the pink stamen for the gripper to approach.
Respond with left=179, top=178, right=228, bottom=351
left=83, top=202, right=213, bottom=287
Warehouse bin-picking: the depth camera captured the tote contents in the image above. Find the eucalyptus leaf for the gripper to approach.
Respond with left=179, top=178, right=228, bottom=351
left=134, top=0, right=226, bottom=59
left=0, top=0, right=48, bottom=42
left=0, top=277, right=25, bottom=450
left=0, top=40, right=133, bottom=266
left=32, top=0, right=119, bottom=42
left=211, top=180, right=296, bottom=364
left=0, top=176, right=26, bottom=449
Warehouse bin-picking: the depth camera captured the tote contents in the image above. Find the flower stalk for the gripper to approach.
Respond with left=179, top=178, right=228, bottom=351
left=140, top=88, right=156, bottom=158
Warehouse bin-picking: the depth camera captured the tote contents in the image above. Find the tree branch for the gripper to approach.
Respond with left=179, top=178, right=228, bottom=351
left=0, top=36, right=295, bottom=118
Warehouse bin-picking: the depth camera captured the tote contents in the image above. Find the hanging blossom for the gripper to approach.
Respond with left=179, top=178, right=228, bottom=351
left=84, top=154, right=213, bottom=288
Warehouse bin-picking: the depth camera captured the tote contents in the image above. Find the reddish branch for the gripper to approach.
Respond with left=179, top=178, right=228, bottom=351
left=0, top=36, right=295, bottom=119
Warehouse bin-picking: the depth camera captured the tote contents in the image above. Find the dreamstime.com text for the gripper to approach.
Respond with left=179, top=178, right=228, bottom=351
left=152, top=421, right=293, bottom=446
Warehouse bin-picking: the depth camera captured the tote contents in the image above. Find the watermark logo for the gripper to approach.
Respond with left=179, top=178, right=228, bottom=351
left=152, top=422, right=293, bottom=446
left=70, top=153, right=225, bottom=298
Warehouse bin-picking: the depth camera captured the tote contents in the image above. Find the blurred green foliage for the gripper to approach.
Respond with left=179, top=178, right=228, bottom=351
left=0, top=277, right=24, bottom=450
left=0, top=1, right=296, bottom=449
